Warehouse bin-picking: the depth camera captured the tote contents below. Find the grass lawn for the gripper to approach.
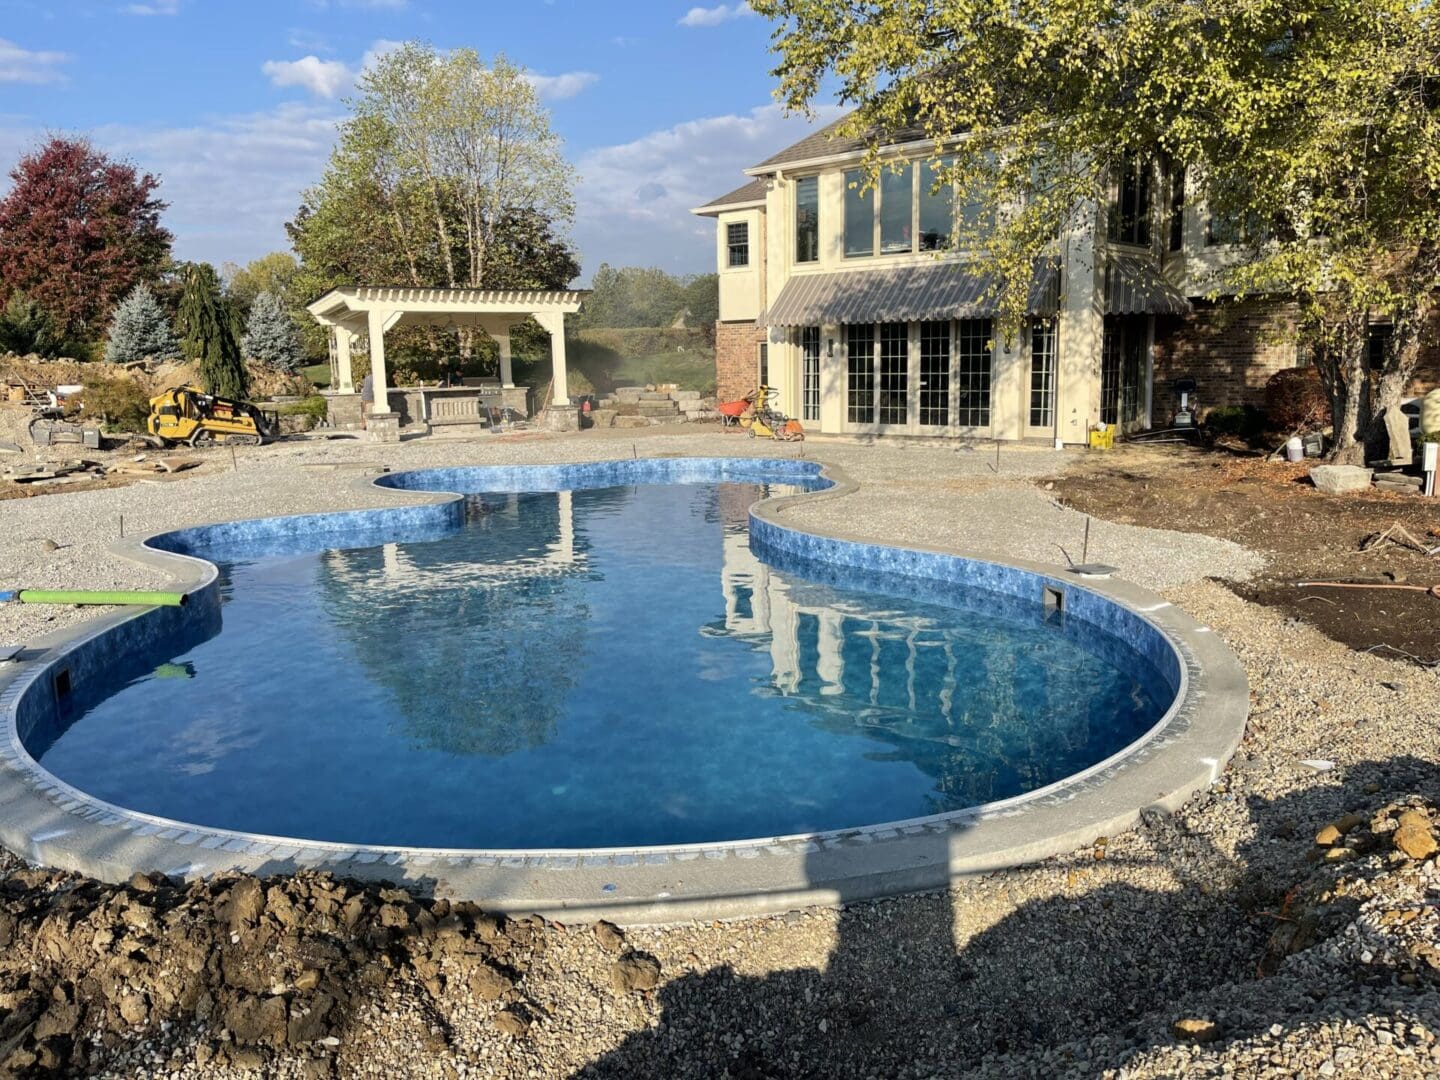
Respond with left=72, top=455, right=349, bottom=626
left=301, top=362, right=331, bottom=389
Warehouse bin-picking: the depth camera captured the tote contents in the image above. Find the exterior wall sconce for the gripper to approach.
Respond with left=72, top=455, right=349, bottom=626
left=827, top=339, right=836, bottom=357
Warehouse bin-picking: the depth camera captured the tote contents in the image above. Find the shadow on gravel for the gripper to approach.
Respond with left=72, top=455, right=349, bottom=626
left=578, top=756, right=1440, bottom=1079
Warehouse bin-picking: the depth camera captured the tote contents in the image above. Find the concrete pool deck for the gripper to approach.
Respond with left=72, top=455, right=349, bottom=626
left=0, top=437, right=1249, bottom=923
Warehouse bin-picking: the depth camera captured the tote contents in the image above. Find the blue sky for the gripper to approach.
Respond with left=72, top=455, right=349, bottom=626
left=0, top=0, right=840, bottom=281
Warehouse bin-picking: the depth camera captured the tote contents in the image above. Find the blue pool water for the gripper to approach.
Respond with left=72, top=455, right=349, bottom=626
left=34, top=481, right=1172, bottom=849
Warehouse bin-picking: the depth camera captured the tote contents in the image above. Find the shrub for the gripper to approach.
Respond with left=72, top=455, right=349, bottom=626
left=1265, top=366, right=1330, bottom=432
left=82, top=376, right=152, bottom=432
left=1204, top=404, right=1266, bottom=438
left=0, top=294, right=87, bottom=359
left=280, top=395, right=328, bottom=422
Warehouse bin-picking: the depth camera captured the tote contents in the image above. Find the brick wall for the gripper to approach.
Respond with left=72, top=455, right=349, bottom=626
left=715, top=320, right=764, bottom=405
left=1153, top=299, right=1440, bottom=420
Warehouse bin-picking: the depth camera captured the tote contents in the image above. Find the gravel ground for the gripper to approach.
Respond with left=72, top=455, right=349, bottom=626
left=0, top=425, right=1434, bottom=1079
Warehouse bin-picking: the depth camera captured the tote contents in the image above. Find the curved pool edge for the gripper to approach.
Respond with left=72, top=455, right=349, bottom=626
left=0, top=456, right=1248, bottom=925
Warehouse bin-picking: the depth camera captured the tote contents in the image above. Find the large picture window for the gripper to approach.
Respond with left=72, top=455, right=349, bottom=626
left=918, top=320, right=950, bottom=426
left=800, top=327, right=820, bottom=421
left=919, top=158, right=954, bottom=251
left=844, top=170, right=874, bottom=258
left=726, top=221, right=749, bottom=267
left=1029, top=318, right=1056, bottom=429
left=955, top=319, right=993, bottom=428
left=795, top=177, right=819, bottom=263
left=846, top=324, right=875, bottom=422
left=879, top=165, right=913, bottom=254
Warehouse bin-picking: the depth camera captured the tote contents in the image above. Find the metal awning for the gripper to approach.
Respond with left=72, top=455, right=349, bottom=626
left=766, top=259, right=1060, bottom=327
left=1104, top=256, right=1191, bottom=315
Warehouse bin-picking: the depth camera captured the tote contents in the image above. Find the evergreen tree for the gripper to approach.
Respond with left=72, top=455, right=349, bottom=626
left=104, top=284, right=180, bottom=364
left=177, top=263, right=248, bottom=400
left=240, top=291, right=305, bottom=372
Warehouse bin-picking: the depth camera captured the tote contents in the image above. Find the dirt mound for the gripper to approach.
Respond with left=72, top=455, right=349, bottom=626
left=0, top=868, right=550, bottom=1075
left=3, top=355, right=308, bottom=401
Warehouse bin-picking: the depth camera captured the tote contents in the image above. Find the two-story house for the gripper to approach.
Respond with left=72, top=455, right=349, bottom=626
left=694, top=114, right=1439, bottom=444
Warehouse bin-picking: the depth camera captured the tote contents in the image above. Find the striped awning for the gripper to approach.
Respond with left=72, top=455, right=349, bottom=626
left=766, top=259, right=1060, bottom=327
left=1104, top=256, right=1191, bottom=315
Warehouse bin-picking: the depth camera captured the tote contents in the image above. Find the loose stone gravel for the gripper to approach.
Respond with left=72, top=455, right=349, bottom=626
left=0, top=427, right=1432, bottom=1079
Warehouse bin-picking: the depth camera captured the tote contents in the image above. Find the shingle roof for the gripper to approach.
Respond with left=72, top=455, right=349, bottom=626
left=750, top=110, right=931, bottom=170
left=693, top=178, right=769, bottom=214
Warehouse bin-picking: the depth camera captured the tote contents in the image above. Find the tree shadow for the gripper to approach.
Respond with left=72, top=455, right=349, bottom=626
left=578, top=754, right=1439, bottom=1078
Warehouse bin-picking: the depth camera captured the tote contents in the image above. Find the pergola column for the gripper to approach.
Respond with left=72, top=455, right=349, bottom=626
left=535, top=311, right=569, bottom=406
left=366, top=308, right=391, bottom=408
left=333, top=328, right=356, bottom=394
left=496, top=333, right=515, bottom=388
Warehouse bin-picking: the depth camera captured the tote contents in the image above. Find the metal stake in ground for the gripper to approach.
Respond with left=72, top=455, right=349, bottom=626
left=1082, top=517, right=1091, bottom=564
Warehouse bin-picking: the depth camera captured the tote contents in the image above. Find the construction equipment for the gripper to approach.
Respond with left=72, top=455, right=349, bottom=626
left=29, top=418, right=103, bottom=449
left=739, top=385, right=805, bottom=442
left=146, top=385, right=273, bottom=448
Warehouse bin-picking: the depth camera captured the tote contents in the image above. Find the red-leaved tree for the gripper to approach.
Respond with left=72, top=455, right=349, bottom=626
left=0, top=138, right=172, bottom=341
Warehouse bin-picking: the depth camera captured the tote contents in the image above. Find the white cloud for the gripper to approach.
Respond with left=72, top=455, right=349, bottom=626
left=678, top=3, right=755, bottom=28
left=571, top=103, right=844, bottom=277
left=305, top=0, right=408, bottom=9
left=525, top=71, right=599, bottom=101
left=262, top=56, right=354, bottom=100
left=0, top=38, right=70, bottom=84
left=286, top=29, right=333, bottom=53
left=123, top=0, right=181, bottom=14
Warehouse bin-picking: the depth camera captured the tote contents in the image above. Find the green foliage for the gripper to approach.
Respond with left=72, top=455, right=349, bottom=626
left=574, top=266, right=717, bottom=330
left=223, top=252, right=300, bottom=313
left=241, top=291, right=306, bottom=372
left=0, top=293, right=84, bottom=359
left=751, top=0, right=1440, bottom=458
left=279, top=395, right=329, bottom=422
left=177, top=263, right=248, bottom=400
left=565, top=329, right=715, bottom=395
left=104, top=284, right=181, bottom=364
left=1264, top=367, right=1331, bottom=432
left=1203, top=404, right=1266, bottom=439
left=82, top=376, right=152, bottom=432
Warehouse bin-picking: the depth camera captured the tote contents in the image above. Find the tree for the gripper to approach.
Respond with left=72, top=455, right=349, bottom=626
left=752, top=0, right=1440, bottom=461
left=0, top=294, right=75, bottom=358
left=0, top=138, right=172, bottom=341
left=224, top=252, right=302, bottom=314
left=241, top=291, right=306, bottom=372
left=104, top=284, right=181, bottom=364
left=177, top=263, right=248, bottom=400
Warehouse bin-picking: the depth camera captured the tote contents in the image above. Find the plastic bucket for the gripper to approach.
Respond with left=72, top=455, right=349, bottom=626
left=1285, top=436, right=1303, bottom=463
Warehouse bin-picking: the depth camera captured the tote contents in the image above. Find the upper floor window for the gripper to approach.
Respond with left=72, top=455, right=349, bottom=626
left=846, top=161, right=955, bottom=259
left=919, top=157, right=954, bottom=251
left=879, top=164, right=913, bottom=254
left=844, top=170, right=874, bottom=258
left=726, top=222, right=749, bottom=268
left=795, top=176, right=819, bottom=263
left=1109, top=155, right=1152, bottom=247
left=1168, top=166, right=1186, bottom=252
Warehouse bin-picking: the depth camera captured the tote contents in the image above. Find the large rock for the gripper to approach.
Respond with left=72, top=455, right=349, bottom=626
left=1310, top=465, right=1373, bottom=495
left=1383, top=404, right=1413, bottom=466
left=609, top=952, right=662, bottom=994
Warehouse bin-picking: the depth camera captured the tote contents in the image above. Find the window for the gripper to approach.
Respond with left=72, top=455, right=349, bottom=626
left=800, top=327, right=820, bottom=421
left=758, top=342, right=768, bottom=388
left=879, top=165, right=914, bottom=254
left=1029, top=318, right=1057, bottom=429
left=846, top=324, right=875, bottom=422
left=919, top=158, right=954, bottom=251
left=726, top=221, right=749, bottom=268
left=795, top=177, right=819, bottom=263
left=955, top=319, right=992, bottom=428
left=918, top=321, right=950, bottom=426
left=844, top=170, right=874, bottom=258
left=1108, top=156, right=1152, bottom=247
left=878, top=323, right=909, bottom=423
left=1168, top=166, right=1186, bottom=252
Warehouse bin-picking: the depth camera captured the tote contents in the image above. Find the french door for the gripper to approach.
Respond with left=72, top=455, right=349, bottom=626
left=1101, top=315, right=1150, bottom=432
left=845, top=319, right=992, bottom=434
left=1024, top=318, right=1059, bottom=440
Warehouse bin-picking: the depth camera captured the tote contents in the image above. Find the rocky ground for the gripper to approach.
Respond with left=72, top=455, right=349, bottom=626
left=0, top=427, right=1436, bottom=1078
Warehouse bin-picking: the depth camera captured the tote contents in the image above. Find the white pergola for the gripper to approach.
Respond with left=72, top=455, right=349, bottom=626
left=306, top=286, right=587, bottom=412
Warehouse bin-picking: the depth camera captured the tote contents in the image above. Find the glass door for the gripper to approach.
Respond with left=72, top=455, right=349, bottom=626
left=1025, top=318, right=1058, bottom=440
left=1101, top=315, right=1149, bottom=432
left=917, top=321, right=951, bottom=430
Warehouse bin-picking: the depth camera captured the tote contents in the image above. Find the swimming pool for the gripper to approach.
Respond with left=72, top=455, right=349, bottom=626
left=0, top=458, right=1246, bottom=920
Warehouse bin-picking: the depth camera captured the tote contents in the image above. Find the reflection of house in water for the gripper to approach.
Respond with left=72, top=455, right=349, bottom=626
left=708, top=533, right=1124, bottom=813
left=317, top=490, right=594, bottom=757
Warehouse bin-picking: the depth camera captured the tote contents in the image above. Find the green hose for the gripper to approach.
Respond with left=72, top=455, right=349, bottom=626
left=0, top=589, right=188, bottom=607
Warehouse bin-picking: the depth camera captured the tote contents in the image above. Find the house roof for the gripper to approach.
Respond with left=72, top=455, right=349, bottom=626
left=692, top=178, right=769, bottom=216
left=748, top=110, right=933, bottom=172
left=766, top=259, right=1060, bottom=327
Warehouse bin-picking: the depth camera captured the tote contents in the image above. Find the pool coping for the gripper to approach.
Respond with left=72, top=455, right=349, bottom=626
left=0, top=457, right=1248, bottom=925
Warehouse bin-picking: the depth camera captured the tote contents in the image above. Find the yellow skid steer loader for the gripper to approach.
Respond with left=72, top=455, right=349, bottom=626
left=146, top=385, right=274, bottom=448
